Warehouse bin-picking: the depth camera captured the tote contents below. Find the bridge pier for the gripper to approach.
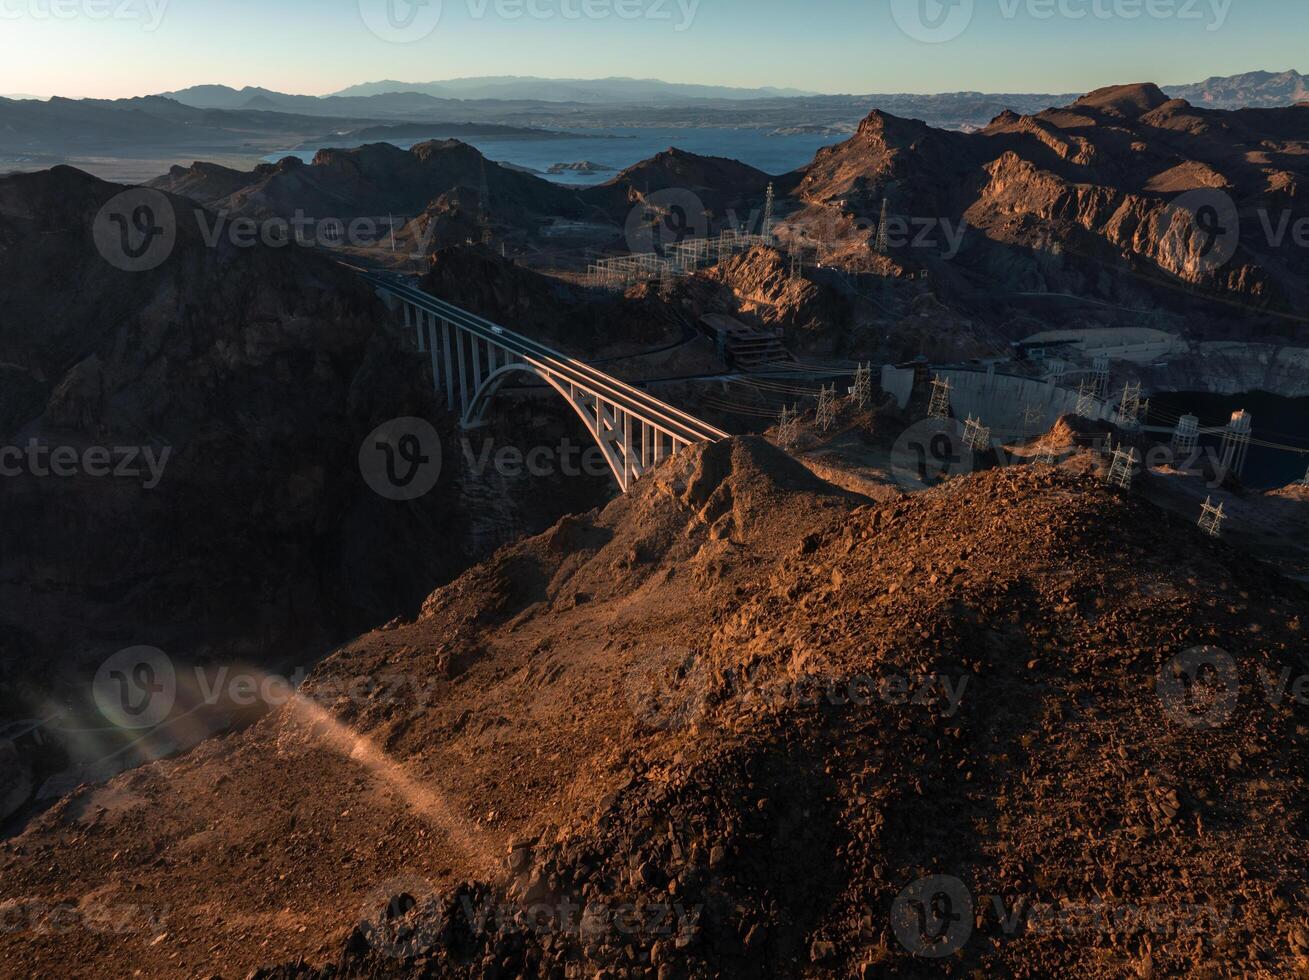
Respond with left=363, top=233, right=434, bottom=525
left=426, top=312, right=441, bottom=398
left=441, top=320, right=455, bottom=412
left=455, top=328, right=469, bottom=415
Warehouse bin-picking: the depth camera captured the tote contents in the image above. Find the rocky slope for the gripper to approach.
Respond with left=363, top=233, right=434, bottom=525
left=579, top=148, right=774, bottom=230
left=0, top=168, right=613, bottom=824
left=0, top=437, right=1305, bottom=977
left=694, top=245, right=855, bottom=354
left=785, top=84, right=1309, bottom=323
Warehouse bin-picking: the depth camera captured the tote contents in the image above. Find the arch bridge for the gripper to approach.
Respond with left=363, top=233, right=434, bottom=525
left=368, top=276, right=729, bottom=492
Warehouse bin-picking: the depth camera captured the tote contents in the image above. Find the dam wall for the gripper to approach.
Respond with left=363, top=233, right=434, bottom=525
left=881, top=364, right=1113, bottom=437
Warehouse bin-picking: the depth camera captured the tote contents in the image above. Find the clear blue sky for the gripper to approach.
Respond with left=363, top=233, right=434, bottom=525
left=0, top=0, right=1303, bottom=99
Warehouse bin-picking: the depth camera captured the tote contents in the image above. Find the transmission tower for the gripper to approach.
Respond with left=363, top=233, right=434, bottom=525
left=850, top=363, right=872, bottom=410
left=962, top=416, right=991, bottom=453
left=776, top=405, right=798, bottom=448
left=762, top=183, right=775, bottom=242
left=1106, top=444, right=1139, bottom=490
left=1198, top=497, right=1226, bottom=537
left=1117, top=381, right=1144, bottom=430
left=1022, top=403, right=1045, bottom=435
left=1076, top=382, right=1099, bottom=420
left=927, top=375, right=952, bottom=420
left=1092, top=355, right=1111, bottom=398
left=1301, top=464, right=1309, bottom=487
left=875, top=198, right=891, bottom=255
left=816, top=385, right=837, bottom=432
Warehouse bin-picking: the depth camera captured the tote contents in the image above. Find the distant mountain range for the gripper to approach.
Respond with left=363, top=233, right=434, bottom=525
left=6, top=70, right=1308, bottom=183
left=156, top=78, right=815, bottom=111
left=154, top=70, right=1308, bottom=114
left=1166, top=69, right=1309, bottom=108
left=331, top=76, right=817, bottom=102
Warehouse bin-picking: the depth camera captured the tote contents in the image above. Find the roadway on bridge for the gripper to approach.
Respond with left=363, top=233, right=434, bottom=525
left=367, top=275, right=731, bottom=447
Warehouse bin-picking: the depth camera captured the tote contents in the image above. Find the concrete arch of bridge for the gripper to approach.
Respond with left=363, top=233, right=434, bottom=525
left=461, top=362, right=628, bottom=490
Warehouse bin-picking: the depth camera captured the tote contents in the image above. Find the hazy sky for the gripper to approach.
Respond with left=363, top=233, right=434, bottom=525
left=0, top=0, right=1303, bottom=98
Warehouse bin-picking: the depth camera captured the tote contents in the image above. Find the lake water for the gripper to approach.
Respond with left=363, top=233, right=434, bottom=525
left=1149, top=390, right=1309, bottom=490
left=265, top=126, right=846, bottom=184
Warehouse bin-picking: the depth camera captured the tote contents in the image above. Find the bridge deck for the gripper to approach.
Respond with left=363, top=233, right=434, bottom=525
left=371, top=276, right=730, bottom=447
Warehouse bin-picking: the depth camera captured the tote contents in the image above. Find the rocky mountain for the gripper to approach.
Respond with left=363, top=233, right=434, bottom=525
left=1168, top=69, right=1309, bottom=109
left=150, top=140, right=595, bottom=229
left=580, top=147, right=774, bottom=229
left=0, top=167, right=613, bottom=824
left=1, top=436, right=1305, bottom=976
left=785, top=84, right=1309, bottom=321
left=148, top=141, right=789, bottom=259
